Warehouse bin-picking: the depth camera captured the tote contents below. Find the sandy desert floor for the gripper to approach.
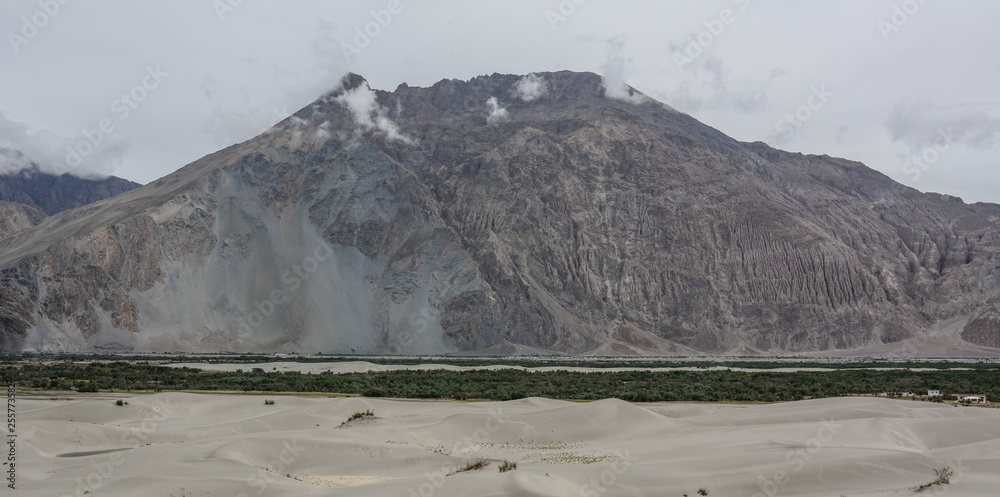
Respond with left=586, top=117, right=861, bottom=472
left=13, top=392, right=1000, bottom=496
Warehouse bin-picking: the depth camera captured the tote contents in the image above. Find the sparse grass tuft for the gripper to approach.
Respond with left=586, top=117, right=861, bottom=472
left=450, top=459, right=489, bottom=475
left=916, top=466, right=953, bottom=491
left=264, top=399, right=275, bottom=405
left=698, top=488, right=709, bottom=496
left=341, top=409, right=374, bottom=425
left=498, top=460, right=517, bottom=473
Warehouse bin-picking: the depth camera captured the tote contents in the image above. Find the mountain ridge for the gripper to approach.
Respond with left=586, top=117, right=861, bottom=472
left=1, top=71, right=998, bottom=355
left=0, top=163, right=140, bottom=216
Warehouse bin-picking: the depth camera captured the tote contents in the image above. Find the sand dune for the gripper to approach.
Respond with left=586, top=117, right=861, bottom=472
left=14, top=393, right=1000, bottom=496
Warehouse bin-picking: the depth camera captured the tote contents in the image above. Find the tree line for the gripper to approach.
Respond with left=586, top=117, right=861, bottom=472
left=2, top=361, right=997, bottom=402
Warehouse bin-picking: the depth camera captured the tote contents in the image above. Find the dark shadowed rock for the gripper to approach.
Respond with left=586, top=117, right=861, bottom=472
left=0, top=166, right=140, bottom=215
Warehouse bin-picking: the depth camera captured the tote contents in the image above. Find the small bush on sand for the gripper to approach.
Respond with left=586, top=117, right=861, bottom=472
left=498, top=460, right=517, bottom=473
left=917, top=466, right=953, bottom=490
left=264, top=399, right=275, bottom=405
left=341, top=409, right=374, bottom=425
left=450, top=459, right=489, bottom=475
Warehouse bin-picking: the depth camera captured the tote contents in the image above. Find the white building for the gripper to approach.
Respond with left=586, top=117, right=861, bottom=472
left=956, top=395, right=987, bottom=405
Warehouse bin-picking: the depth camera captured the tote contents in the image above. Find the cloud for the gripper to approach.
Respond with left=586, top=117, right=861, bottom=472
left=334, top=82, right=414, bottom=144
left=514, top=73, right=547, bottom=102
left=199, top=24, right=349, bottom=150
left=199, top=73, right=289, bottom=146
left=486, top=97, right=509, bottom=124
left=886, top=100, right=1000, bottom=151
left=600, top=39, right=646, bottom=103
left=0, top=113, right=128, bottom=177
left=314, top=121, right=331, bottom=141
left=670, top=54, right=783, bottom=114
left=835, top=125, right=850, bottom=145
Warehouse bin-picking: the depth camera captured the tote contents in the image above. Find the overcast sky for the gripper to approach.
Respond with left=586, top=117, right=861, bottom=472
left=1, top=1, right=997, bottom=203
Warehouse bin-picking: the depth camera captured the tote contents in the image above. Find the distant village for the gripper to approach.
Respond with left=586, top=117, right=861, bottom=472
left=875, top=390, right=990, bottom=406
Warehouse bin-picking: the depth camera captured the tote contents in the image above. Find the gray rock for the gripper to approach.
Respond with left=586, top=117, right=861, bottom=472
left=1, top=71, right=998, bottom=355
left=0, top=201, right=45, bottom=239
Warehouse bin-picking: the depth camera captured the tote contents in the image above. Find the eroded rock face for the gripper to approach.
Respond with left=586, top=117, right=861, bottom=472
left=1, top=71, right=998, bottom=354
left=0, top=201, right=45, bottom=239
left=963, top=297, right=1000, bottom=348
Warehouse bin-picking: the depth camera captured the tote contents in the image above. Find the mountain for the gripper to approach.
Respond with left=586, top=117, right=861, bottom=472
left=1, top=71, right=998, bottom=355
left=0, top=201, right=46, bottom=239
left=0, top=165, right=140, bottom=216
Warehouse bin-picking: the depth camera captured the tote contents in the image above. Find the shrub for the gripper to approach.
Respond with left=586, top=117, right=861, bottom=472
left=498, top=460, right=517, bottom=473
left=362, top=388, right=384, bottom=398
left=76, top=382, right=98, bottom=393
left=115, top=399, right=128, bottom=406
left=342, top=409, right=374, bottom=425
left=698, top=489, right=709, bottom=496
left=264, top=399, right=275, bottom=405
left=450, top=459, right=488, bottom=475
left=917, top=466, right=953, bottom=490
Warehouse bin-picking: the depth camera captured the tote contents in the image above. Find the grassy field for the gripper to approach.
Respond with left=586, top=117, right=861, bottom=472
left=3, top=358, right=998, bottom=402
left=7, top=352, right=1000, bottom=369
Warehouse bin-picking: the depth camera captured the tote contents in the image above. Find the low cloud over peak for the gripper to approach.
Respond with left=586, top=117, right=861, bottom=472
left=514, top=73, right=548, bottom=102
left=486, top=97, right=509, bottom=124
left=599, top=39, right=646, bottom=104
left=0, top=113, right=128, bottom=178
left=333, top=81, right=414, bottom=144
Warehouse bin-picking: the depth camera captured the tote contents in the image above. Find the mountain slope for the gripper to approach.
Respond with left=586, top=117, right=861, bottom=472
left=0, top=201, right=45, bottom=239
left=0, top=165, right=140, bottom=216
left=1, top=71, right=998, bottom=354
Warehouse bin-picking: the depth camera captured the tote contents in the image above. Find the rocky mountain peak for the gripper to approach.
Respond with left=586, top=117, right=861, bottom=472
left=1, top=71, right=998, bottom=356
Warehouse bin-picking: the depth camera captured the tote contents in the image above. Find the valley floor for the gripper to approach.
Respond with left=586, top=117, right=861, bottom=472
left=13, top=392, right=1000, bottom=496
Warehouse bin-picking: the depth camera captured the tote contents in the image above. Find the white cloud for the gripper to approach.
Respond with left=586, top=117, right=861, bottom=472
left=314, top=121, right=331, bottom=140
left=886, top=100, right=1000, bottom=151
left=600, top=39, right=646, bottom=104
left=670, top=54, right=783, bottom=114
left=486, top=97, right=509, bottom=124
left=334, top=82, right=414, bottom=144
left=514, top=73, right=547, bottom=102
left=0, top=113, right=128, bottom=177
left=0, top=2, right=996, bottom=202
